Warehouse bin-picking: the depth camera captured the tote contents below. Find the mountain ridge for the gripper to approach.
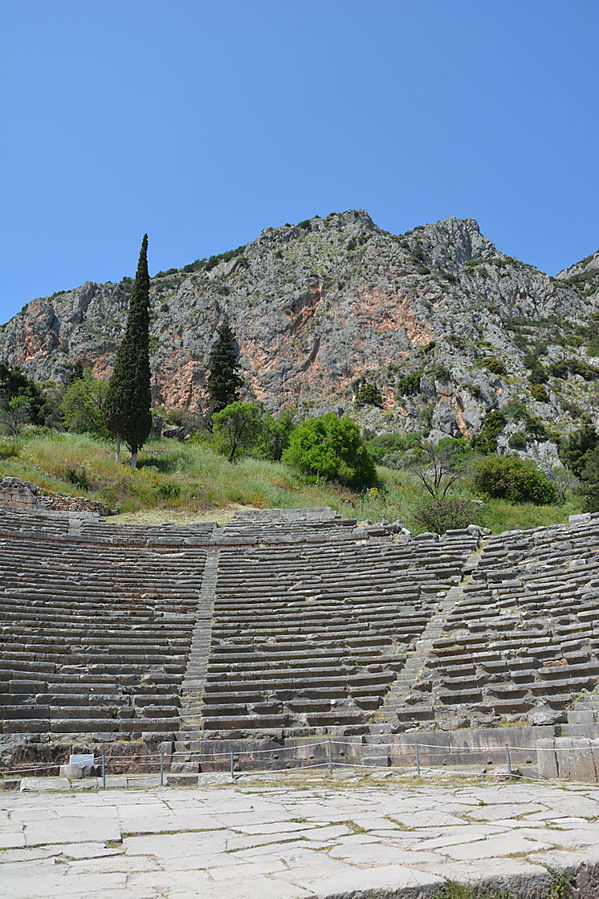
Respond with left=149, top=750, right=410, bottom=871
left=1, top=210, right=598, bottom=451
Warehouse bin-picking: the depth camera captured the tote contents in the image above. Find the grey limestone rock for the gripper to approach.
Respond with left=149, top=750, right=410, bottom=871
left=0, top=211, right=597, bottom=451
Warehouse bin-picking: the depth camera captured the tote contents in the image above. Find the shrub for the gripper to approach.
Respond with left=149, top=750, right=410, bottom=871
left=283, top=413, right=376, bottom=488
left=65, top=466, right=90, bottom=491
left=508, top=431, right=527, bottom=449
left=473, top=455, right=558, bottom=505
left=482, top=357, right=506, bottom=376
left=396, top=371, right=422, bottom=397
left=212, top=402, right=264, bottom=462
left=157, top=482, right=181, bottom=501
left=414, top=498, right=480, bottom=535
left=354, top=380, right=383, bottom=408
left=559, top=423, right=598, bottom=478
left=528, top=361, right=548, bottom=384
left=259, top=409, right=296, bottom=461
left=524, top=415, right=548, bottom=440
left=365, top=432, right=422, bottom=464
left=550, top=359, right=599, bottom=381
left=0, top=361, right=47, bottom=426
left=471, top=410, right=506, bottom=454
left=431, top=365, right=451, bottom=382
left=530, top=384, right=549, bottom=402
left=581, top=445, right=599, bottom=512
left=60, top=376, right=109, bottom=438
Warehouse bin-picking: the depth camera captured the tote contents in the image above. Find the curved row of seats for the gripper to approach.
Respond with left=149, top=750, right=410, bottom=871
left=198, top=530, right=479, bottom=739
left=402, top=514, right=599, bottom=730
left=0, top=529, right=207, bottom=739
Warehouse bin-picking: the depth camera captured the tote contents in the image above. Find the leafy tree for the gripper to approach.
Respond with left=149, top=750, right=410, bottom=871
left=258, top=408, right=296, bottom=461
left=472, top=454, right=558, bottom=505
left=0, top=396, right=34, bottom=435
left=61, top=375, right=109, bottom=437
left=207, top=319, right=243, bottom=417
left=283, top=413, right=376, bottom=488
left=402, top=438, right=473, bottom=500
left=212, top=401, right=264, bottom=462
left=104, top=235, right=152, bottom=467
left=364, top=432, right=423, bottom=466
left=0, top=361, right=46, bottom=424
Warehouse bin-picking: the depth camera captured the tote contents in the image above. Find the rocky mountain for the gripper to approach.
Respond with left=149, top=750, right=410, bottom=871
left=1, top=211, right=598, bottom=453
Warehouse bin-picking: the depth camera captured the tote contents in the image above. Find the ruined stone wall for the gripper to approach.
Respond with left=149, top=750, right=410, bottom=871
left=0, top=477, right=110, bottom=517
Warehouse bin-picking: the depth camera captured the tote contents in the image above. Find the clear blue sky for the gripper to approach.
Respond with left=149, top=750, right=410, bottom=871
left=1, top=1, right=597, bottom=323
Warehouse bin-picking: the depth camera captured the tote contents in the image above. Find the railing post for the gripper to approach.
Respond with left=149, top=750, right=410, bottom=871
left=160, top=751, right=164, bottom=787
left=101, top=754, right=105, bottom=789
left=230, top=751, right=234, bottom=782
left=505, top=744, right=512, bottom=779
left=415, top=743, right=421, bottom=776
left=327, top=739, right=333, bottom=776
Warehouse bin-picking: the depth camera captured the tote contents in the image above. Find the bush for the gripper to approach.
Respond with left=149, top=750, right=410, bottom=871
left=508, top=431, right=527, bottom=449
left=0, top=361, right=47, bottom=426
left=581, top=445, right=599, bottom=512
left=65, top=466, right=90, bottom=491
left=212, top=402, right=264, bottom=462
left=354, top=381, right=383, bottom=408
left=473, top=455, right=558, bottom=505
left=471, top=410, right=506, bottom=454
left=482, top=357, right=506, bottom=375
left=550, top=359, right=599, bottom=381
left=283, top=413, right=376, bottom=488
left=396, top=371, right=422, bottom=397
left=524, top=414, right=548, bottom=440
left=60, top=376, right=109, bottom=438
left=157, top=482, right=181, bottom=501
left=530, top=384, right=549, bottom=402
left=528, top=361, right=548, bottom=384
left=365, top=432, right=422, bottom=464
left=414, top=498, right=480, bottom=535
left=431, top=365, right=451, bottom=382
left=559, top=423, right=598, bottom=478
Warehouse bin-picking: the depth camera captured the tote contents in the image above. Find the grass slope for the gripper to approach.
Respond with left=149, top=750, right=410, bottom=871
left=0, top=429, right=583, bottom=533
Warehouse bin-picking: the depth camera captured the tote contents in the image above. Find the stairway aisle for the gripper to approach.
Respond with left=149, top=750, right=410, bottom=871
left=171, top=547, right=220, bottom=772
left=372, top=541, right=484, bottom=733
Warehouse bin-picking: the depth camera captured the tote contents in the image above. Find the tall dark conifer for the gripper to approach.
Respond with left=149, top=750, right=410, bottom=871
left=207, top=318, right=243, bottom=417
left=104, top=234, right=152, bottom=467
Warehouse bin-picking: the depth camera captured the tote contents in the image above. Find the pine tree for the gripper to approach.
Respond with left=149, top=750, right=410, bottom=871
left=207, top=318, right=243, bottom=417
left=104, top=234, right=152, bottom=467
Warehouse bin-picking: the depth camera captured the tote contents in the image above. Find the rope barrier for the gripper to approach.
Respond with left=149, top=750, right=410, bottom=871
left=3, top=736, right=596, bottom=782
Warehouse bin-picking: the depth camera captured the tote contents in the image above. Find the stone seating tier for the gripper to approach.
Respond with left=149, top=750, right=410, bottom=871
left=400, top=513, right=599, bottom=731
left=3, top=506, right=599, bottom=774
left=0, top=530, right=207, bottom=743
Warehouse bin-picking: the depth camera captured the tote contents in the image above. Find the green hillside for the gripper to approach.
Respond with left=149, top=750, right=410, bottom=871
left=0, top=429, right=583, bottom=534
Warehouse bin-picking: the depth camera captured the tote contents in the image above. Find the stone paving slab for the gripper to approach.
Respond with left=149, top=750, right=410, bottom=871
left=1, top=774, right=599, bottom=897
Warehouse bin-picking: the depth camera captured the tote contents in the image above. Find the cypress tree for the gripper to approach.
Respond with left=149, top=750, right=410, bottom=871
left=104, top=234, right=152, bottom=467
left=207, top=318, right=243, bottom=417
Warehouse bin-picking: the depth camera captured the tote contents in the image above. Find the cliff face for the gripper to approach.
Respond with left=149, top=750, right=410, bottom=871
left=1, top=210, right=598, bottom=442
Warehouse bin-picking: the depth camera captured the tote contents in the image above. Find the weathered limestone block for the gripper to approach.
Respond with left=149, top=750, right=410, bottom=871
left=537, top=737, right=599, bottom=783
